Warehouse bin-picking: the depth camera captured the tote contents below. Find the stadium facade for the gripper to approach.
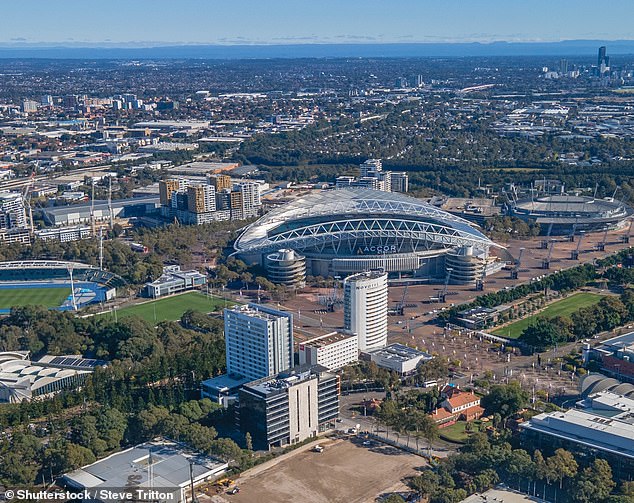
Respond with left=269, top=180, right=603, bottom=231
left=510, top=195, right=632, bottom=235
left=234, top=188, right=500, bottom=280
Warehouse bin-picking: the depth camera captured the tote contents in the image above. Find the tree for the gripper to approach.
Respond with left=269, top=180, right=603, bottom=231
left=571, top=459, right=616, bottom=503
left=245, top=432, right=253, bottom=451
left=504, top=449, right=535, bottom=490
left=210, top=438, right=243, bottom=466
left=480, top=382, right=529, bottom=422
left=409, top=471, right=440, bottom=498
left=547, top=448, right=578, bottom=490
left=383, top=495, right=406, bottom=503
left=520, top=318, right=563, bottom=351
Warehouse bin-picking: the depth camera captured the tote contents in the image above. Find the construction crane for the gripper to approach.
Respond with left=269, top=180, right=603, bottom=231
left=395, top=283, right=409, bottom=315
left=511, top=247, right=525, bottom=280
left=622, top=220, right=634, bottom=244
left=542, top=240, right=554, bottom=270
left=597, top=226, right=609, bottom=252
left=570, top=231, right=585, bottom=260
left=540, top=223, right=553, bottom=249
left=438, top=268, right=453, bottom=303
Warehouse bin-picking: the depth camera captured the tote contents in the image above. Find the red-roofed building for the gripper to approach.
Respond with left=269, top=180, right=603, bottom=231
left=429, top=407, right=457, bottom=428
left=430, top=390, right=483, bottom=428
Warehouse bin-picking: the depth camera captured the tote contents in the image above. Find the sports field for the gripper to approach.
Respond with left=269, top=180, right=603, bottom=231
left=492, top=292, right=605, bottom=339
left=102, top=291, right=229, bottom=323
left=0, top=287, right=71, bottom=310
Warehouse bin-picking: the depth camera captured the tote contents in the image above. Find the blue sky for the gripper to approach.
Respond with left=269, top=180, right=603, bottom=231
left=3, top=0, right=634, bottom=46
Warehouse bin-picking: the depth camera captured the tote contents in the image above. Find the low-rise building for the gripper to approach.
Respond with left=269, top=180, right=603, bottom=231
left=238, top=365, right=339, bottom=450
left=35, top=225, right=92, bottom=242
left=430, top=389, right=484, bottom=428
left=362, top=343, right=432, bottom=375
left=519, top=391, right=634, bottom=479
left=0, top=352, right=106, bottom=403
left=298, top=331, right=358, bottom=370
left=583, top=332, right=634, bottom=383
left=144, top=265, right=206, bottom=298
left=62, top=439, right=228, bottom=503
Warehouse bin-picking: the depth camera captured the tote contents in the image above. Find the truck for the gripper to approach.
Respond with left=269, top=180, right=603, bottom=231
left=311, top=445, right=324, bottom=453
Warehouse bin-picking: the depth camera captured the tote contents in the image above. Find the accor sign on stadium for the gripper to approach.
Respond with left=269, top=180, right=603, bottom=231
left=356, top=245, right=397, bottom=254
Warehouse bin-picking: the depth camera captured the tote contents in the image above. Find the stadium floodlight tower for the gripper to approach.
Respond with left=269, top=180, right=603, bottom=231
left=439, top=267, right=453, bottom=303
left=542, top=240, right=555, bottom=270
left=570, top=231, right=585, bottom=260
left=66, top=263, right=77, bottom=311
left=622, top=220, right=634, bottom=244
left=511, top=247, right=525, bottom=280
left=540, top=223, right=553, bottom=249
left=597, top=226, right=610, bottom=252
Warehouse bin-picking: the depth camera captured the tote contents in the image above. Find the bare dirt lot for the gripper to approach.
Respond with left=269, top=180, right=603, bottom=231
left=223, top=438, right=424, bottom=503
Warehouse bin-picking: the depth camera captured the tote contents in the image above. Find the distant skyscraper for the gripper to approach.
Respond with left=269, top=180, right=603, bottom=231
left=558, top=59, right=569, bottom=75
left=598, top=46, right=610, bottom=75
left=224, top=303, right=293, bottom=381
left=598, top=46, right=607, bottom=67
left=344, top=271, right=388, bottom=351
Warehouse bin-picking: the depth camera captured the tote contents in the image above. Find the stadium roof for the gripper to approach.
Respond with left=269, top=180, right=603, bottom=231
left=0, top=352, right=105, bottom=403
left=236, top=188, right=498, bottom=254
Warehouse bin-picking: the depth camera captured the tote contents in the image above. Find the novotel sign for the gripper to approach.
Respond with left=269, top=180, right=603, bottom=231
left=357, top=245, right=397, bottom=254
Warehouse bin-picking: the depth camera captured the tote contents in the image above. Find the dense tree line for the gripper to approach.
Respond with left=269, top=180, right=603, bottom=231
left=406, top=433, right=628, bottom=503
left=520, top=291, right=634, bottom=351
left=442, top=263, right=597, bottom=321
left=0, top=308, right=235, bottom=487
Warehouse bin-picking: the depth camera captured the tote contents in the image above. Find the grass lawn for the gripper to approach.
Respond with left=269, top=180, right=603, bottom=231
left=492, top=292, right=605, bottom=339
left=101, top=291, right=229, bottom=323
left=0, top=287, right=70, bottom=310
left=439, top=421, right=480, bottom=443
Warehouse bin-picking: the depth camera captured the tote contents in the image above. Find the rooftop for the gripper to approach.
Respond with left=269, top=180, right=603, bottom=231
left=300, top=331, right=357, bottom=349
left=242, top=364, right=330, bottom=397
left=365, top=343, right=432, bottom=363
left=520, top=406, right=634, bottom=460
left=225, top=303, right=291, bottom=323
left=63, top=439, right=227, bottom=492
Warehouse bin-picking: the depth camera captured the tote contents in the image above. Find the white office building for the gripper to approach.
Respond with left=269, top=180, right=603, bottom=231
left=298, top=331, right=359, bottom=370
left=224, top=303, right=293, bottom=381
left=344, top=271, right=388, bottom=350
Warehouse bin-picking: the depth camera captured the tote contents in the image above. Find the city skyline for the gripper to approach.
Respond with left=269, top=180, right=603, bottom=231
left=3, top=0, right=634, bottom=47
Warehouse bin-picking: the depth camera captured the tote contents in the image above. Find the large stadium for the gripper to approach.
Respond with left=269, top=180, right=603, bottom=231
left=0, top=260, right=123, bottom=312
left=235, top=188, right=504, bottom=281
left=510, top=195, right=632, bottom=235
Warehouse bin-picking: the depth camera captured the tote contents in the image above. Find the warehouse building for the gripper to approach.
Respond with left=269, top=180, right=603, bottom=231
left=62, top=439, right=228, bottom=503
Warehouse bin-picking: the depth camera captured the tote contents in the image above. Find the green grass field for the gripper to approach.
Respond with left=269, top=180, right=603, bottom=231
left=439, top=421, right=481, bottom=443
left=0, top=287, right=71, bottom=310
left=101, top=291, right=229, bottom=323
left=492, top=292, right=605, bottom=339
